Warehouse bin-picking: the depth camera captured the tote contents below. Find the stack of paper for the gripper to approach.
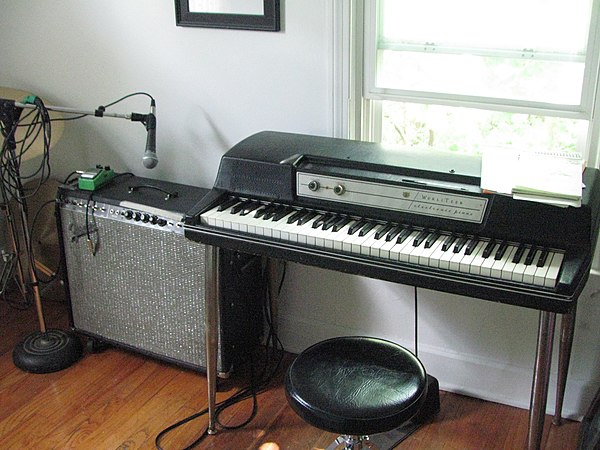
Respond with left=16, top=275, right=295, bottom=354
left=481, top=149, right=584, bottom=207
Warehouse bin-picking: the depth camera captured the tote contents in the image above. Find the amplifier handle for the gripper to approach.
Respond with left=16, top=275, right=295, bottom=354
left=128, top=184, right=178, bottom=200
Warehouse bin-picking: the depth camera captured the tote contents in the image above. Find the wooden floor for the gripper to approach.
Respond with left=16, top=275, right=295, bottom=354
left=0, top=287, right=582, bottom=450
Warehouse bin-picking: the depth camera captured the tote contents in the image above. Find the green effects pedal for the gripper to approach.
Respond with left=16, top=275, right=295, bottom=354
left=78, top=165, right=116, bottom=191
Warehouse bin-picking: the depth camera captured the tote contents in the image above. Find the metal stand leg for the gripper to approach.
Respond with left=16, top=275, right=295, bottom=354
left=204, top=245, right=220, bottom=435
left=527, top=311, right=556, bottom=450
left=553, top=308, right=576, bottom=426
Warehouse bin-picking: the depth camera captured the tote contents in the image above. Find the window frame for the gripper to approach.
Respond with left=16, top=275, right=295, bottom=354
left=335, top=0, right=600, bottom=167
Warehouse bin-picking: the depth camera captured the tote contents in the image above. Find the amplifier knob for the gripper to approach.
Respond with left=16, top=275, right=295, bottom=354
left=333, top=184, right=346, bottom=195
left=149, top=215, right=158, bottom=225
left=141, top=213, right=150, bottom=223
left=123, top=210, right=134, bottom=220
left=133, top=212, right=142, bottom=221
left=308, top=180, right=320, bottom=192
left=157, top=218, right=167, bottom=227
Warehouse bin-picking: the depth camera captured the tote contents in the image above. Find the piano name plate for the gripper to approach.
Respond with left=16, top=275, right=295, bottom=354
left=297, top=172, right=488, bottom=224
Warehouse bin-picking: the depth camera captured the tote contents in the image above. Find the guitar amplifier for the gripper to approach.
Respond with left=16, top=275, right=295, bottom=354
left=56, top=174, right=264, bottom=375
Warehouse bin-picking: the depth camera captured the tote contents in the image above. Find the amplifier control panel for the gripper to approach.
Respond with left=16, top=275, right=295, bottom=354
left=59, top=198, right=184, bottom=235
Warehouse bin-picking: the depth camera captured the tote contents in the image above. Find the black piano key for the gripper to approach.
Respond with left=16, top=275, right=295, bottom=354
left=385, top=226, right=403, bottom=242
left=441, top=235, right=457, bottom=251
left=359, top=221, right=376, bottom=236
left=263, top=205, right=285, bottom=220
left=524, top=246, right=538, bottom=265
left=332, top=217, right=351, bottom=232
left=536, top=249, right=549, bottom=267
left=230, top=200, right=247, bottom=215
left=453, top=236, right=468, bottom=253
left=240, top=201, right=262, bottom=216
left=297, top=211, right=318, bottom=226
left=254, top=204, right=272, bottom=219
left=425, top=231, right=441, bottom=249
left=322, top=215, right=342, bottom=231
left=464, top=237, right=479, bottom=256
left=482, top=240, right=497, bottom=258
left=287, top=209, right=308, bottom=224
left=396, top=227, right=412, bottom=244
left=271, top=206, right=294, bottom=221
left=217, top=197, right=239, bottom=212
left=374, top=224, right=393, bottom=240
left=312, top=213, right=332, bottom=229
left=413, top=230, right=430, bottom=247
left=494, top=241, right=509, bottom=260
left=348, top=219, right=367, bottom=235
left=512, top=244, right=526, bottom=263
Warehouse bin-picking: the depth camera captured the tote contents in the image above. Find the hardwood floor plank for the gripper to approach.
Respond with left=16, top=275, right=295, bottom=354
left=0, top=294, right=584, bottom=450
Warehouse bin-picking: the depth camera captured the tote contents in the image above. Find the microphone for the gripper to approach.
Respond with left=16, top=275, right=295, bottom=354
left=142, top=99, right=158, bottom=169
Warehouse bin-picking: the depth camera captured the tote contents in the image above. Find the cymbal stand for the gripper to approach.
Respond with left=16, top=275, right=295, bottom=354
left=0, top=97, right=82, bottom=373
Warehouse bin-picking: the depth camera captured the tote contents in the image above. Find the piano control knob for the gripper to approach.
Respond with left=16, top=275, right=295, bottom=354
left=308, top=180, right=320, bottom=192
left=333, top=184, right=346, bottom=196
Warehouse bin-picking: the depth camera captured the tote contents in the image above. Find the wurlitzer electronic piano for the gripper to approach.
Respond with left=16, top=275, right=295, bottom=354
left=184, top=131, right=600, bottom=450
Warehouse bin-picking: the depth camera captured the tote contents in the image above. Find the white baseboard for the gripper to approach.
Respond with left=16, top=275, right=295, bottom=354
left=278, top=314, right=590, bottom=420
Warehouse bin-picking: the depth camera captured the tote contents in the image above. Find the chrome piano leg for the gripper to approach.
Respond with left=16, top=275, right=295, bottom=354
left=204, top=245, right=220, bottom=435
left=527, top=311, right=556, bottom=450
left=553, top=308, right=576, bottom=426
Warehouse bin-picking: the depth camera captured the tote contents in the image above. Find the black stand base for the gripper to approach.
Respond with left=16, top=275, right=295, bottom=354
left=13, top=329, right=83, bottom=374
left=368, top=375, right=441, bottom=450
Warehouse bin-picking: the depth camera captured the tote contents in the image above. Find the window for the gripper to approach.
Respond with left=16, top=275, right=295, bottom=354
left=342, top=0, right=600, bottom=164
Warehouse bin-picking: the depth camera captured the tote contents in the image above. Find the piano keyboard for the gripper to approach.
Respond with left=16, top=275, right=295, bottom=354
left=201, top=197, right=565, bottom=289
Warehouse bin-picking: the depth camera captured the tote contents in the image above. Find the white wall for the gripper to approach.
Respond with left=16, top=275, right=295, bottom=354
left=1, top=0, right=599, bottom=419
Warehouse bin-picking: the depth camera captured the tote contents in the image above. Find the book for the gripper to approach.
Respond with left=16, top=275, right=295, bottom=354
left=481, top=148, right=584, bottom=207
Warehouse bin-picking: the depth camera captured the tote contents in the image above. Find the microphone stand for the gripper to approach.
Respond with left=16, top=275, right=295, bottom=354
left=0, top=96, right=155, bottom=373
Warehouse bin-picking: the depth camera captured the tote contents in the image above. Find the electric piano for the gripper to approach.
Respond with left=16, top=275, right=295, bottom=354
left=184, top=131, right=600, bottom=450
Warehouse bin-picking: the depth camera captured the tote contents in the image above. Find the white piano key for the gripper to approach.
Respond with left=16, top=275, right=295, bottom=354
left=500, top=245, right=521, bottom=280
left=522, top=250, right=541, bottom=284
left=439, top=240, right=465, bottom=270
left=408, top=235, right=431, bottom=264
left=544, top=252, right=564, bottom=288
left=479, top=244, right=499, bottom=277
left=269, top=211, right=298, bottom=239
left=427, top=235, right=452, bottom=269
left=469, top=241, right=491, bottom=276
left=491, top=245, right=517, bottom=279
left=360, top=225, right=388, bottom=256
left=331, top=221, right=357, bottom=251
left=418, top=235, right=446, bottom=266
left=459, top=241, right=485, bottom=273
left=532, top=251, right=553, bottom=286
left=389, top=231, right=419, bottom=261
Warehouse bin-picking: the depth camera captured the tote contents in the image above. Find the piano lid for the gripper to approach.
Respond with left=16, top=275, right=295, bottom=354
left=225, top=131, right=481, bottom=179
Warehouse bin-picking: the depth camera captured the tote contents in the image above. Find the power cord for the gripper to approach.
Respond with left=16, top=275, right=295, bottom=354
left=155, top=260, right=286, bottom=450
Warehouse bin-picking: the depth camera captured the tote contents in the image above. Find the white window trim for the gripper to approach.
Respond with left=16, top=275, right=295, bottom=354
left=333, top=0, right=600, bottom=168
left=364, top=0, right=600, bottom=120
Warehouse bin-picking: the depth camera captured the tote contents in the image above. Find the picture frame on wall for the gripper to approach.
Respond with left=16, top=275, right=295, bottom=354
left=175, top=0, right=281, bottom=31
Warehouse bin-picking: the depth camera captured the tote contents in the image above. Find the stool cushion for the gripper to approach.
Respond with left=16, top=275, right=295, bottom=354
left=285, top=336, right=428, bottom=436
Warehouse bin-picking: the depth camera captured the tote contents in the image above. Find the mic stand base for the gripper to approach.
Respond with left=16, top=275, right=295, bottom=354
left=12, top=329, right=83, bottom=374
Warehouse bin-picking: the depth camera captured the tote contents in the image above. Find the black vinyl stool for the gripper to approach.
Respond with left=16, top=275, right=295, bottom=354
left=285, top=336, right=430, bottom=450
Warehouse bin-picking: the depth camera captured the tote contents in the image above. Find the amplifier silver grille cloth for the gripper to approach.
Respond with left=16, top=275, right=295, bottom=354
left=59, top=204, right=226, bottom=371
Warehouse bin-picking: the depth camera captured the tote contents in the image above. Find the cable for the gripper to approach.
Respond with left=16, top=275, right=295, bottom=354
left=414, top=286, right=419, bottom=358
left=155, top=259, right=285, bottom=450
